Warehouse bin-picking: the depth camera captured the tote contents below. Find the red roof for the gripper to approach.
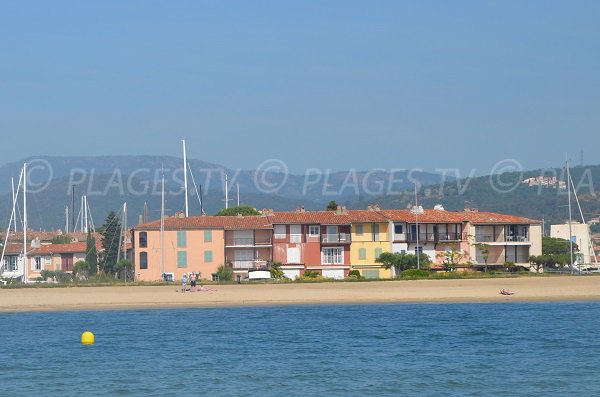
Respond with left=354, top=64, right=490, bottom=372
left=137, top=215, right=273, bottom=231
left=29, top=241, right=103, bottom=256
left=268, top=211, right=352, bottom=225
left=134, top=208, right=540, bottom=230
left=1, top=243, right=24, bottom=255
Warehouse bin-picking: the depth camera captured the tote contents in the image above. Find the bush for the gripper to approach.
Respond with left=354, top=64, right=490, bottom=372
left=302, top=270, right=320, bottom=278
left=348, top=270, right=362, bottom=279
left=73, top=260, right=90, bottom=280
left=216, top=265, right=233, bottom=281
left=401, top=269, right=430, bottom=279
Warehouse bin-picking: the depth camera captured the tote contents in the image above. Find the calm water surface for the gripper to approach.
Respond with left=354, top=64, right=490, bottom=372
left=1, top=302, right=599, bottom=396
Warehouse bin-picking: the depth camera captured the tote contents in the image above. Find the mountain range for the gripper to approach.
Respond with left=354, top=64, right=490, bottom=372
left=1, top=156, right=598, bottom=231
left=0, top=156, right=449, bottom=230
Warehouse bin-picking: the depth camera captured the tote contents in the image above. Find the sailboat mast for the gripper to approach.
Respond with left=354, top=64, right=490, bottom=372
left=23, top=162, right=27, bottom=283
left=11, top=177, right=16, bottom=233
left=566, top=160, right=574, bottom=273
left=182, top=139, right=189, bottom=217
left=225, top=173, right=229, bottom=209
left=160, top=171, right=165, bottom=277
left=415, top=182, right=420, bottom=270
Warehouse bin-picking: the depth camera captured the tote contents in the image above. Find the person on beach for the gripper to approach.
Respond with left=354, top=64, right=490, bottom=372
left=181, top=273, right=187, bottom=293
left=190, top=272, right=197, bottom=292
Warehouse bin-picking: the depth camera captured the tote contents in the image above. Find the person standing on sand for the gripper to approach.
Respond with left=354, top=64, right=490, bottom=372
left=190, top=272, right=197, bottom=292
left=181, top=273, right=187, bottom=293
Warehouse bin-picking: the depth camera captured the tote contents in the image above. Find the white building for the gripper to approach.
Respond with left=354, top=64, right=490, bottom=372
left=550, top=222, right=594, bottom=264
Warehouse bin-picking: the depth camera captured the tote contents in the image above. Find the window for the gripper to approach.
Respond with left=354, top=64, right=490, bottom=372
left=204, top=230, right=212, bottom=242
left=177, top=231, right=187, bottom=248
left=274, top=225, right=286, bottom=239
left=139, top=232, right=147, bottom=248
left=374, top=248, right=383, bottom=259
left=34, top=256, right=42, bottom=271
left=309, top=225, right=320, bottom=236
left=177, top=251, right=187, bottom=268
left=204, top=250, right=213, bottom=262
left=356, top=224, right=364, bottom=236
left=394, top=224, right=403, bottom=234
left=322, top=247, right=343, bottom=264
left=4, top=256, right=17, bottom=271
left=415, top=247, right=423, bottom=255
left=372, top=224, right=379, bottom=241
left=139, top=252, right=148, bottom=269
left=358, top=248, right=367, bottom=260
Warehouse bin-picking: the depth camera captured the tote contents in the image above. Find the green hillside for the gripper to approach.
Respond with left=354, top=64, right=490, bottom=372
left=367, top=165, right=600, bottom=225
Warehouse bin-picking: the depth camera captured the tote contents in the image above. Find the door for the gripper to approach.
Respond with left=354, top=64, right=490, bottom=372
left=326, top=226, right=338, bottom=242
left=61, top=254, right=74, bottom=272
left=234, top=249, right=254, bottom=268
left=287, top=247, right=301, bottom=264
left=290, top=225, right=302, bottom=243
left=233, top=230, right=253, bottom=245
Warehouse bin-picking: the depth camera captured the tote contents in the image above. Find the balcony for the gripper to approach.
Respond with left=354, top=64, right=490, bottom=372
left=474, top=234, right=529, bottom=243
left=230, top=260, right=269, bottom=270
left=321, top=233, right=351, bottom=244
left=225, top=237, right=272, bottom=247
left=407, top=232, right=463, bottom=242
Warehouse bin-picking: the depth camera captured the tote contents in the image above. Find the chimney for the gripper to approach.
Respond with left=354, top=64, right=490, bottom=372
left=434, top=204, right=445, bottom=211
left=295, top=206, right=305, bottom=213
left=368, top=204, right=381, bottom=211
left=260, top=208, right=274, bottom=216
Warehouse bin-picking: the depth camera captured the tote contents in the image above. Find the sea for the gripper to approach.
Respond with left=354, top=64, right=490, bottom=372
left=1, top=302, right=600, bottom=396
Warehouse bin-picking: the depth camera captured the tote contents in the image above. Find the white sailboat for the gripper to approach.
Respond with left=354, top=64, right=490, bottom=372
left=565, top=160, right=599, bottom=273
left=0, top=163, right=28, bottom=282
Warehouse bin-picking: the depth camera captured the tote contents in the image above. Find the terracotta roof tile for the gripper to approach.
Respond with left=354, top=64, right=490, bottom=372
left=137, top=215, right=273, bottom=230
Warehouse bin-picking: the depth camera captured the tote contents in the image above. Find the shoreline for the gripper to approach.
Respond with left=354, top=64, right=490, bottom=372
left=1, top=276, right=600, bottom=312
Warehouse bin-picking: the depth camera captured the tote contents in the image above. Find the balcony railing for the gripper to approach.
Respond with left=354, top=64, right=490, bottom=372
left=230, top=260, right=268, bottom=269
left=475, top=234, right=502, bottom=243
left=475, top=234, right=529, bottom=243
left=505, top=235, right=529, bottom=242
left=226, top=237, right=272, bottom=246
left=406, top=232, right=463, bottom=242
left=321, top=233, right=351, bottom=243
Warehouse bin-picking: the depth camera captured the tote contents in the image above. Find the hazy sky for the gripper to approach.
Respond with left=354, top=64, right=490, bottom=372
left=1, top=1, right=599, bottom=175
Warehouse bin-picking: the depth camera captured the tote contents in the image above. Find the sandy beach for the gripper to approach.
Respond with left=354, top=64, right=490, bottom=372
left=0, top=276, right=599, bottom=312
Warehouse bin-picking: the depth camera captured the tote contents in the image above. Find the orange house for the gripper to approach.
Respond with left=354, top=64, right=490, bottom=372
left=133, top=217, right=225, bottom=282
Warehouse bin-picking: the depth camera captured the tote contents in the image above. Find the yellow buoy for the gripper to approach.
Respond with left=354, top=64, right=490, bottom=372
left=81, top=331, right=95, bottom=345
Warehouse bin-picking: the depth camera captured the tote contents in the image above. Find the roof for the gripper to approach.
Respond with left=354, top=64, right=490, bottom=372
left=379, top=209, right=540, bottom=224
left=1, top=243, right=24, bottom=255
left=134, top=208, right=541, bottom=230
left=136, top=215, right=273, bottom=231
left=29, top=241, right=103, bottom=256
left=268, top=211, right=352, bottom=225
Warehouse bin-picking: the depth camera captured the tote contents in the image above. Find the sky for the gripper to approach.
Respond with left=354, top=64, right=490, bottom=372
left=1, top=0, right=599, bottom=175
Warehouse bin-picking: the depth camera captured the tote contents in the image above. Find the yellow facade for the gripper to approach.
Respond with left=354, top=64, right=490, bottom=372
left=350, top=222, right=393, bottom=279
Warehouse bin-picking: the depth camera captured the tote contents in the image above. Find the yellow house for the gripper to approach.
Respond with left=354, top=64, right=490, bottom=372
left=348, top=209, right=393, bottom=279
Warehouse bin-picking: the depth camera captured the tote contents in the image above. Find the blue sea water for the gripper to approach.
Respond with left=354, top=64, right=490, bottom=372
left=1, top=302, right=600, bottom=396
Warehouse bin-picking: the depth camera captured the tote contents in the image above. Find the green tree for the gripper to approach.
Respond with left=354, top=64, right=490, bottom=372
left=85, top=231, right=98, bottom=275
left=100, top=211, right=121, bottom=275
left=73, top=260, right=90, bottom=280
left=270, top=261, right=285, bottom=279
left=542, top=237, right=578, bottom=255
left=216, top=264, right=233, bottom=281
left=214, top=205, right=260, bottom=216
left=326, top=201, right=338, bottom=211
left=51, top=234, right=72, bottom=244
left=376, top=252, right=430, bottom=276
left=436, top=248, right=465, bottom=272
left=475, top=243, right=490, bottom=272
left=114, top=259, right=133, bottom=281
